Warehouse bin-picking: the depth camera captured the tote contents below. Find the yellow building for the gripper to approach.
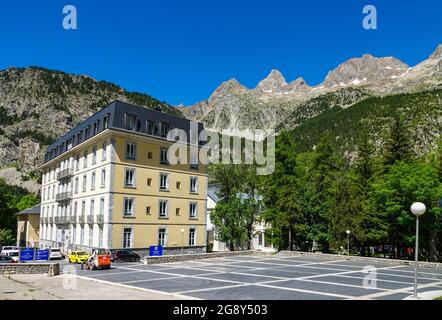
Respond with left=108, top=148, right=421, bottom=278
left=16, top=204, right=40, bottom=248
left=39, top=101, right=207, bottom=256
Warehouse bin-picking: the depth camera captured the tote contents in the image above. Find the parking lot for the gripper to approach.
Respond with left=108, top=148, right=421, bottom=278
left=67, top=254, right=442, bottom=300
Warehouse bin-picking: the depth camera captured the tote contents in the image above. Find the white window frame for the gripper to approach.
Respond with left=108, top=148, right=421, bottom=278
left=123, top=227, right=133, bottom=248
left=189, top=202, right=198, bottom=219
left=124, top=168, right=136, bottom=187
left=189, top=228, right=196, bottom=246
left=190, top=176, right=198, bottom=193
left=159, top=172, right=169, bottom=191
left=123, top=197, right=135, bottom=217
left=159, top=200, right=168, bottom=218
left=125, top=142, right=136, bottom=160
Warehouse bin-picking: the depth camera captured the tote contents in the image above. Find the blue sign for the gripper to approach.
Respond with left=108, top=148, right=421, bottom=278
left=35, top=249, right=49, bottom=261
left=149, top=245, right=163, bottom=256
left=19, top=248, right=35, bottom=262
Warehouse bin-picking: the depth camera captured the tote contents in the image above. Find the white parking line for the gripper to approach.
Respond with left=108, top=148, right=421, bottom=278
left=356, top=280, right=442, bottom=299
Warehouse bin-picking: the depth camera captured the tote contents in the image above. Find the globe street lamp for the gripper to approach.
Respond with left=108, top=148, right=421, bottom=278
left=411, top=202, right=426, bottom=299
left=346, top=230, right=351, bottom=256
left=180, top=228, right=185, bottom=255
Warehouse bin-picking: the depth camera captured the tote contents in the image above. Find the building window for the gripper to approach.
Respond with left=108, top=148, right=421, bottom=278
left=92, top=146, right=97, bottom=164
left=189, top=228, right=196, bottom=246
left=159, top=173, right=169, bottom=191
left=176, top=181, right=181, bottom=190
left=160, top=122, right=169, bottom=137
left=147, top=178, right=152, bottom=186
left=124, top=168, right=136, bottom=187
left=159, top=200, right=168, bottom=218
left=102, top=142, right=107, bottom=161
left=75, top=154, right=79, bottom=171
left=126, top=114, right=136, bottom=130
left=67, top=139, right=73, bottom=150
left=85, top=127, right=90, bottom=139
left=176, top=208, right=181, bottom=216
left=158, top=228, right=167, bottom=247
left=82, top=174, right=87, bottom=192
left=160, top=148, right=168, bottom=165
left=98, top=227, right=103, bottom=248
left=101, top=169, right=106, bottom=188
left=125, top=142, right=136, bottom=160
left=80, top=226, right=84, bottom=245
left=73, top=201, right=78, bottom=216
left=147, top=152, right=153, bottom=159
left=190, top=177, right=198, bottom=193
left=189, top=202, right=197, bottom=219
left=124, top=198, right=134, bottom=216
left=147, top=121, right=157, bottom=135
left=103, top=115, right=109, bottom=129
left=93, top=122, right=98, bottom=135
left=100, top=198, right=105, bottom=216
left=91, top=171, right=96, bottom=190
left=74, top=177, right=79, bottom=194
left=81, top=201, right=86, bottom=216
left=89, top=226, right=93, bottom=247
left=146, top=206, right=151, bottom=215
left=90, top=199, right=95, bottom=216
left=83, top=150, right=88, bottom=168
left=190, top=153, right=198, bottom=169
left=123, top=228, right=132, bottom=248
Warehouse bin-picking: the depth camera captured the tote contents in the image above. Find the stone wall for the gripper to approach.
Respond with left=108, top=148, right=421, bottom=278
left=277, top=251, right=442, bottom=269
left=144, top=250, right=257, bottom=264
left=131, top=246, right=206, bottom=260
left=0, top=263, right=60, bottom=276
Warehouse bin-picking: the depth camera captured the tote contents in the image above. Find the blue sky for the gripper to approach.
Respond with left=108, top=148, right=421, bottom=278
left=0, top=0, right=441, bottom=105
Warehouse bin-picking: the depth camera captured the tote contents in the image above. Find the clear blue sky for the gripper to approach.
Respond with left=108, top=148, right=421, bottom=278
left=0, top=0, right=441, bottom=105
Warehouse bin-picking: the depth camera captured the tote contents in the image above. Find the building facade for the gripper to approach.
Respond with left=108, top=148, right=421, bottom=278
left=39, top=101, right=207, bottom=256
left=16, top=204, right=40, bottom=248
left=206, top=184, right=275, bottom=253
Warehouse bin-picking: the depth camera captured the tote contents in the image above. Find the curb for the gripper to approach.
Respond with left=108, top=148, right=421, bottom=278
left=276, top=251, right=442, bottom=269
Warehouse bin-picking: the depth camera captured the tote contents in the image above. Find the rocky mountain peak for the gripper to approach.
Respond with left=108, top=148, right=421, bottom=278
left=287, top=77, right=310, bottom=91
left=255, top=69, right=287, bottom=93
left=429, top=43, right=442, bottom=60
left=323, top=54, right=409, bottom=88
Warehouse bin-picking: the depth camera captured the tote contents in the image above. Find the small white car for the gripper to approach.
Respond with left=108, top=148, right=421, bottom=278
left=0, top=246, right=19, bottom=255
left=49, top=248, right=63, bottom=260
left=1, top=249, right=19, bottom=262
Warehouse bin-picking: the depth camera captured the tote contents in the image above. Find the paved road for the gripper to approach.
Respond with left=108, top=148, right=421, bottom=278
left=64, top=254, right=442, bottom=300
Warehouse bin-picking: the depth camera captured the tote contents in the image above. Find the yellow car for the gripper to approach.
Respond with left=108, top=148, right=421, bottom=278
left=68, top=251, right=89, bottom=264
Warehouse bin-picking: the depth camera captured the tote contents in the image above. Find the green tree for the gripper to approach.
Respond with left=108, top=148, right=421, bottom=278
left=0, top=229, right=15, bottom=246
left=383, top=116, right=413, bottom=169
left=260, top=130, right=299, bottom=250
left=369, top=161, right=442, bottom=260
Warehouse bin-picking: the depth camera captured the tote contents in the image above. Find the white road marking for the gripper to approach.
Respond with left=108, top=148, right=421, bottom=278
left=63, top=273, right=197, bottom=300
left=356, top=280, right=442, bottom=300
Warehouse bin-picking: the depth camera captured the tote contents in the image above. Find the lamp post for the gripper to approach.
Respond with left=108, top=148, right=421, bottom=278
left=411, top=202, right=426, bottom=299
left=346, top=230, right=351, bottom=256
left=180, top=228, right=185, bottom=255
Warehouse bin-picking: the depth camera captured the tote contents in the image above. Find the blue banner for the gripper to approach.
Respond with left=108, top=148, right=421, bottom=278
left=19, top=248, right=35, bottom=262
left=35, top=249, right=49, bottom=261
left=149, top=245, right=163, bottom=256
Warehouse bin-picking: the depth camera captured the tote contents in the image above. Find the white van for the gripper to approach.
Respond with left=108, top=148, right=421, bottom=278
left=49, top=248, right=63, bottom=260
left=0, top=246, right=19, bottom=255
left=1, top=249, right=19, bottom=262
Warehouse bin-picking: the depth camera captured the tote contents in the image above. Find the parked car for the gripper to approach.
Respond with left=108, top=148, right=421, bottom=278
left=0, top=246, right=19, bottom=255
left=1, top=249, right=19, bottom=262
left=110, top=250, right=141, bottom=263
left=49, top=248, right=63, bottom=260
left=68, top=251, right=89, bottom=264
left=0, top=255, right=16, bottom=263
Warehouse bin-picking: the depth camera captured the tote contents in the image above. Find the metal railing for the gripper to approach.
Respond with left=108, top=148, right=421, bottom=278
left=86, top=215, right=94, bottom=224
left=95, top=215, right=104, bottom=224
left=47, top=217, right=54, bottom=224
left=77, top=215, right=85, bottom=224
left=56, top=168, right=74, bottom=180
left=55, top=191, right=73, bottom=202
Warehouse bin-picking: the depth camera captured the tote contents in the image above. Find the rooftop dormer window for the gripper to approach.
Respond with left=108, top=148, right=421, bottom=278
left=160, top=122, right=169, bottom=138
left=126, top=114, right=136, bottom=131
